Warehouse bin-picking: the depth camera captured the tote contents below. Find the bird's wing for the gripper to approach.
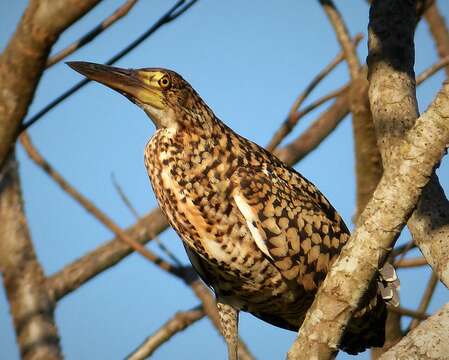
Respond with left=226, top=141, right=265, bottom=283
left=231, top=165, right=350, bottom=291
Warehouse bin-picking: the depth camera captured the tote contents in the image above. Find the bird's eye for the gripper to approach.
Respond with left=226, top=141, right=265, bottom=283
left=159, top=76, right=171, bottom=89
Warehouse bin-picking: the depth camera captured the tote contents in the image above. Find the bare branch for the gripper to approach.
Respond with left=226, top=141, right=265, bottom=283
left=388, top=307, right=429, bottom=321
left=46, top=0, right=139, bottom=67
left=379, top=302, right=449, bottom=360
left=417, top=55, right=449, bottom=84
left=424, top=2, right=449, bottom=77
left=319, top=0, right=361, bottom=79
left=0, top=155, right=62, bottom=359
left=126, top=306, right=205, bottom=360
left=266, top=33, right=362, bottom=151
left=395, top=257, right=429, bottom=268
left=287, top=80, right=449, bottom=359
left=0, top=0, right=102, bottom=168
left=274, top=87, right=350, bottom=165
left=368, top=0, right=449, bottom=287
left=409, top=272, right=439, bottom=329
left=20, top=133, right=182, bottom=277
left=21, top=0, right=199, bottom=132
left=46, top=208, right=168, bottom=301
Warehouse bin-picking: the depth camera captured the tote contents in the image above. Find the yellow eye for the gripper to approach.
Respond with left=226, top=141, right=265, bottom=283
left=159, top=75, right=171, bottom=89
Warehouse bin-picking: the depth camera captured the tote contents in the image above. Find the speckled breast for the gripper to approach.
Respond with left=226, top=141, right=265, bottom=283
left=143, top=128, right=298, bottom=314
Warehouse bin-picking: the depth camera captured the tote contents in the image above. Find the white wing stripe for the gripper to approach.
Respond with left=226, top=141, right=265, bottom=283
left=233, top=193, right=273, bottom=260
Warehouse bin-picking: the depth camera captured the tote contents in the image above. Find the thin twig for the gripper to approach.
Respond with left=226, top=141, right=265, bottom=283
left=21, top=0, right=198, bottom=132
left=319, top=0, right=361, bottom=79
left=393, top=239, right=416, bottom=265
left=111, top=173, right=141, bottom=220
left=274, top=87, right=350, bottom=165
left=46, top=0, right=139, bottom=67
left=266, top=34, right=362, bottom=152
left=395, top=257, right=429, bottom=268
left=111, top=173, right=183, bottom=267
left=388, top=306, right=430, bottom=320
left=126, top=306, right=205, bottom=360
left=416, top=54, right=449, bottom=84
left=391, top=239, right=416, bottom=258
left=409, top=272, right=439, bottom=329
left=20, top=132, right=183, bottom=278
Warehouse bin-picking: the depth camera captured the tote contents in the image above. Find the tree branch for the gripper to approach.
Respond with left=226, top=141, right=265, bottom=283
left=20, top=133, right=182, bottom=277
left=46, top=0, right=139, bottom=67
left=274, top=87, right=350, bottom=165
left=46, top=208, right=168, bottom=301
left=21, top=0, right=198, bottom=132
left=368, top=0, right=449, bottom=288
left=409, top=271, right=439, bottom=329
left=424, top=2, right=449, bottom=77
left=287, top=79, right=449, bottom=359
left=126, top=306, right=205, bottom=360
left=0, top=0, right=102, bottom=168
left=0, top=155, right=62, bottom=359
left=266, top=33, right=362, bottom=152
left=379, top=302, right=449, bottom=360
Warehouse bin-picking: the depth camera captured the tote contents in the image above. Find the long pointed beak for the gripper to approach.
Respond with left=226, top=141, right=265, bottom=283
left=67, top=61, right=163, bottom=109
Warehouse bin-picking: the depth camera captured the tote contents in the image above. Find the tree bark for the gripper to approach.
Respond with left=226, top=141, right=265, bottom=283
left=0, top=155, right=62, bottom=360
left=368, top=0, right=449, bottom=287
left=287, top=78, right=449, bottom=359
left=0, top=0, right=101, bottom=168
left=379, top=302, right=449, bottom=360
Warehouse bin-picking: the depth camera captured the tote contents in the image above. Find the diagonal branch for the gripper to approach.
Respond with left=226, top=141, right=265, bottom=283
left=379, top=302, right=449, bottom=360
left=20, top=133, right=182, bottom=277
left=424, top=2, right=449, bottom=77
left=368, top=0, right=449, bottom=288
left=0, top=0, right=102, bottom=168
left=126, top=306, right=205, bottom=360
left=21, top=0, right=199, bottom=132
left=287, top=79, right=449, bottom=359
left=266, top=33, right=362, bottom=151
left=47, top=0, right=139, bottom=67
left=46, top=207, right=168, bottom=301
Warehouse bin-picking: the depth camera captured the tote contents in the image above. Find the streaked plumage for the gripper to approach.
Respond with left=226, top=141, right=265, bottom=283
left=68, top=62, right=398, bottom=359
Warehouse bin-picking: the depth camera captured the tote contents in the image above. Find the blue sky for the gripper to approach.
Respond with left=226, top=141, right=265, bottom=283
left=1, top=1, right=448, bottom=359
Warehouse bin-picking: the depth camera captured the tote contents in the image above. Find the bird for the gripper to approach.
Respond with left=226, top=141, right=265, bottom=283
left=68, top=61, right=398, bottom=359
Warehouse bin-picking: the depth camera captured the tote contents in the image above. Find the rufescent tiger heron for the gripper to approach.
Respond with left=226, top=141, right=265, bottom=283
left=68, top=61, right=398, bottom=360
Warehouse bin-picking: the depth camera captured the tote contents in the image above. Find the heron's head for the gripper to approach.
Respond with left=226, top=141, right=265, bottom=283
left=67, top=61, right=208, bottom=130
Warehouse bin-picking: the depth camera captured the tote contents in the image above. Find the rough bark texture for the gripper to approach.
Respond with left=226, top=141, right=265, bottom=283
left=0, top=155, right=61, bottom=360
left=368, top=0, right=449, bottom=287
left=0, top=0, right=101, bottom=168
left=286, top=79, right=449, bottom=359
left=425, top=2, right=449, bottom=77
left=379, top=302, right=449, bottom=360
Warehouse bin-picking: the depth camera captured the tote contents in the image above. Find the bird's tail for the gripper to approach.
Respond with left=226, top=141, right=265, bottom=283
left=339, top=263, right=399, bottom=355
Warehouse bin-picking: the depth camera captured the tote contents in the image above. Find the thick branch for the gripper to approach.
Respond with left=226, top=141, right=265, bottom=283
left=0, top=155, right=62, bottom=359
left=379, top=302, right=449, bottom=360
left=0, top=0, right=101, bottom=167
left=368, top=0, right=449, bottom=287
left=287, top=80, right=449, bottom=359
